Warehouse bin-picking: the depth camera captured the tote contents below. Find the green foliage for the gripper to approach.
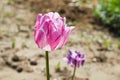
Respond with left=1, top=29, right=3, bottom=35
left=118, top=38, right=120, bottom=49
left=11, top=41, right=16, bottom=48
left=118, top=42, right=120, bottom=49
left=55, top=62, right=60, bottom=69
left=94, top=0, right=120, bottom=31
left=7, top=0, right=14, bottom=4
left=103, top=39, right=109, bottom=48
left=55, top=62, right=61, bottom=73
left=103, top=39, right=113, bottom=50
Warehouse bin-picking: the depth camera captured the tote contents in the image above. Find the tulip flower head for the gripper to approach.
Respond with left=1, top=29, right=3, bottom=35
left=64, top=50, right=85, bottom=68
left=34, top=12, right=74, bottom=51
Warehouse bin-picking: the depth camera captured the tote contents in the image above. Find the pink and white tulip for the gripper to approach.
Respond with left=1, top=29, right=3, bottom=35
left=34, top=12, right=74, bottom=51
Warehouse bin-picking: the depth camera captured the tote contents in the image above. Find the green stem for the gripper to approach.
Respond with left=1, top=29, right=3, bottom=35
left=71, top=66, right=77, bottom=80
left=45, top=51, right=50, bottom=80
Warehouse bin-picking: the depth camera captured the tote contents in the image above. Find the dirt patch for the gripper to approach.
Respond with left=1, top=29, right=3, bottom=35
left=0, top=0, right=120, bottom=80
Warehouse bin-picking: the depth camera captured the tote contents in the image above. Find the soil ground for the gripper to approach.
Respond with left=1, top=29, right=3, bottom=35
left=0, top=0, right=120, bottom=80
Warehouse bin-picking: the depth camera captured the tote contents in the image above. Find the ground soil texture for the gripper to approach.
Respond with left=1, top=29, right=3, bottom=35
left=0, top=0, right=120, bottom=80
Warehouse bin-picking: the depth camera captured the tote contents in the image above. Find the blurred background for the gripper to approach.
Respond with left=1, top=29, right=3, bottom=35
left=0, top=0, right=120, bottom=80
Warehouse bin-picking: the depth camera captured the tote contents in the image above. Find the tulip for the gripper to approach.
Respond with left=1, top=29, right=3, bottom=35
left=34, top=12, right=74, bottom=51
left=64, top=50, right=85, bottom=80
left=34, top=12, right=74, bottom=80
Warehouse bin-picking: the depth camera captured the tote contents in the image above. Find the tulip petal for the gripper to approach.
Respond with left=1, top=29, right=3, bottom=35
left=56, top=26, right=74, bottom=48
left=46, top=21, right=62, bottom=50
left=53, top=12, right=60, bottom=19
left=35, top=14, right=42, bottom=29
left=63, top=27, right=74, bottom=45
left=47, top=12, right=54, bottom=19
left=40, top=15, right=50, bottom=28
left=49, top=31, right=61, bottom=50
left=35, top=29, right=46, bottom=48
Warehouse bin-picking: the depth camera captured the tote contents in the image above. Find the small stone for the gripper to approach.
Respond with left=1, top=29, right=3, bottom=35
left=30, top=61, right=37, bottom=66
left=38, top=54, right=44, bottom=57
left=11, top=64, right=18, bottom=69
left=17, top=67, right=23, bottom=73
left=5, top=61, right=11, bottom=66
left=12, top=55, right=20, bottom=62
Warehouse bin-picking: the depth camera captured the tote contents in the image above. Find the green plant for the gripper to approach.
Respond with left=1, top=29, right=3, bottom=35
left=55, top=62, right=61, bottom=72
left=117, top=38, right=120, bottom=49
left=11, top=41, right=16, bottom=48
left=7, top=0, right=14, bottom=4
left=103, top=39, right=113, bottom=50
left=55, top=62, right=60, bottom=69
left=118, top=43, right=120, bottom=49
left=94, top=0, right=120, bottom=33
